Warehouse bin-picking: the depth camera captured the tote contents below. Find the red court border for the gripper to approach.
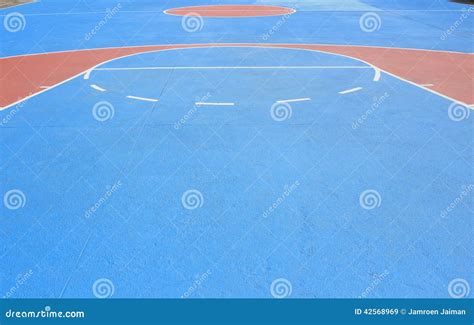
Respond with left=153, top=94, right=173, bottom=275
left=0, top=43, right=473, bottom=110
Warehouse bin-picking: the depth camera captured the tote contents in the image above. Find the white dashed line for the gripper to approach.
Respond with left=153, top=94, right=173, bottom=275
left=339, top=87, right=363, bottom=95
left=195, top=102, right=235, bottom=106
left=420, top=84, right=434, bottom=87
left=276, top=98, right=311, bottom=103
left=90, top=84, right=106, bottom=92
left=126, top=95, right=159, bottom=103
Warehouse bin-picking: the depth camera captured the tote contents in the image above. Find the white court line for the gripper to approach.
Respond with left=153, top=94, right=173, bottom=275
left=2, top=45, right=470, bottom=111
left=373, top=67, right=381, bottom=81
left=94, top=65, right=373, bottom=71
left=39, top=86, right=50, bottom=89
left=339, top=87, right=363, bottom=94
left=126, top=95, right=159, bottom=103
left=84, top=69, right=93, bottom=80
left=196, top=102, right=235, bottom=106
left=3, top=43, right=466, bottom=60
left=420, top=84, right=434, bottom=87
left=90, top=84, right=106, bottom=92
left=276, top=98, right=311, bottom=103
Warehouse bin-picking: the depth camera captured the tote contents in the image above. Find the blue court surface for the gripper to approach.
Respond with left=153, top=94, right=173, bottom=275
left=0, top=0, right=473, bottom=299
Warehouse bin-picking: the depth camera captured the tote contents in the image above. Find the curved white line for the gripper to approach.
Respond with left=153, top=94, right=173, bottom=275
left=339, top=87, right=363, bottom=94
left=1, top=44, right=470, bottom=110
left=80, top=46, right=379, bottom=89
left=1, top=43, right=470, bottom=60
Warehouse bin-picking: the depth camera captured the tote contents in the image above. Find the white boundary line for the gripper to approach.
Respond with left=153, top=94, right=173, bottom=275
left=93, top=65, right=372, bottom=71
left=339, top=87, right=363, bottom=94
left=84, top=69, right=93, bottom=80
left=276, top=98, right=311, bottom=103
left=196, top=102, right=235, bottom=106
left=126, top=95, right=159, bottom=102
left=373, top=67, right=381, bottom=81
left=0, top=44, right=471, bottom=110
left=1, top=43, right=470, bottom=60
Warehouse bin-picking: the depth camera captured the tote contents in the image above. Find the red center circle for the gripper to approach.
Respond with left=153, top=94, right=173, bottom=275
left=164, top=5, right=296, bottom=18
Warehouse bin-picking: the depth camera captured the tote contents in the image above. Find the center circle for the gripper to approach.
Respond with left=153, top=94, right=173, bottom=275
left=164, top=5, right=296, bottom=18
